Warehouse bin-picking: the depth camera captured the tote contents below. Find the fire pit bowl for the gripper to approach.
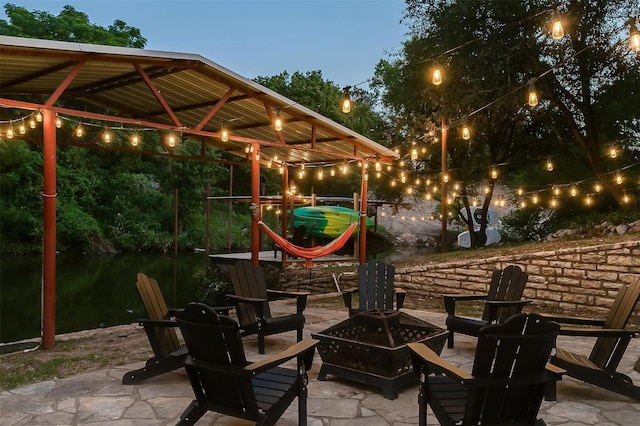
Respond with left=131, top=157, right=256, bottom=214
left=311, top=309, right=447, bottom=399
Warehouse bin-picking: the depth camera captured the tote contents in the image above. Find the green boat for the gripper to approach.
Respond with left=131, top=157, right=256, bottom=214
left=292, top=206, right=373, bottom=238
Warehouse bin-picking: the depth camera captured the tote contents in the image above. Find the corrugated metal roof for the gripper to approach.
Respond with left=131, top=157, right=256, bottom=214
left=0, top=36, right=399, bottom=167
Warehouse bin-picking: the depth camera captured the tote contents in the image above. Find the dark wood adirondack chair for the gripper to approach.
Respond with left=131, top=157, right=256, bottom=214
left=544, top=279, right=640, bottom=399
left=175, top=302, right=317, bottom=426
left=121, top=272, right=186, bottom=384
left=443, top=264, right=530, bottom=348
left=342, top=260, right=406, bottom=316
left=228, top=260, right=309, bottom=354
left=408, top=313, right=562, bottom=426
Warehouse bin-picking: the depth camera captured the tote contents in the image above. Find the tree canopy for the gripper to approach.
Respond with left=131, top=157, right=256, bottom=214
left=372, top=0, right=639, bottom=246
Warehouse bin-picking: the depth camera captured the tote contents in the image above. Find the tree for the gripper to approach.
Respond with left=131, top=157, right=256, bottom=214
left=255, top=71, right=391, bottom=199
left=373, top=0, right=639, bottom=247
left=0, top=3, right=146, bottom=47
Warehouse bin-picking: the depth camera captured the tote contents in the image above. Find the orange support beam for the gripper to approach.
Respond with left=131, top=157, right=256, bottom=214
left=42, top=108, right=57, bottom=349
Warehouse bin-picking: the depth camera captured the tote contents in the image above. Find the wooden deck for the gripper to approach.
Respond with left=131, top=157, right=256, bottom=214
left=209, top=250, right=357, bottom=267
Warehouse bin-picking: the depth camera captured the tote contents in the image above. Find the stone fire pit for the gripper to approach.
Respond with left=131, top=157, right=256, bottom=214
left=311, top=309, right=447, bottom=399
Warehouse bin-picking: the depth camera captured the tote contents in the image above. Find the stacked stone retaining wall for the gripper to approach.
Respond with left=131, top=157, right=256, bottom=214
left=281, top=239, right=640, bottom=321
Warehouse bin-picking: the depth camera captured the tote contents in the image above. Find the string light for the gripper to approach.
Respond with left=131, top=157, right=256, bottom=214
left=551, top=17, right=565, bottom=39
left=28, top=116, right=36, bottom=129
left=131, top=130, right=140, bottom=147
left=220, top=121, right=229, bottom=142
left=341, top=87, right=352, bottom=113
left=55, top=114, right=62, bottom=128
left=103, top=128, right=111, bottom=143
left=18, top=120, right=26, bottom=135
left=630, top=20, right=640, bottom=52
left=461, top=123, right=471, bottom=140
left=546, top=158, right=554, bottom=172
left=616, top=172, right=623, bottom=185
left=432, top=62, right=443, bottom=85
left=490, top=167, right=498, bottom=179
left=570, top=186, right=578, bottom=197
left=35, top=110, right=42, bottom=123
left=167, top=130, right=177, bottom=147
left=75, top=123, right=84, bottom=138
left=274, top=109, right=283, bottom=131
left=6, top=123, right=14, bottom=139
left=594, top=181, right=602, bottom=192
left=527, top=80, right=539, bottom=107
left=610, top=145, right=618, bottom=158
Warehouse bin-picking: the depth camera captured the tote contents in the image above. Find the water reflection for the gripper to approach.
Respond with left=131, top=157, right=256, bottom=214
left=0, top=252, right=209, bottom=343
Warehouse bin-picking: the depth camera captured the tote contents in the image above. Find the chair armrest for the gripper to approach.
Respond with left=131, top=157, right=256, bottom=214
left=137, top=318, right=178, bottom=328
left=267, top=289, right=310, bottom=298
left=407, top=342, right=473, bottom=381
left=266, top=289, right=308, bottom=313
left=227, top=294, right=267, bottom=305
left=557, top=327, right=639, bottom=338
left=245, top=340, right=318, bottom=374
left=539, top=313, right=605, bottom=327
left=442, top=293, right=487, bottom=316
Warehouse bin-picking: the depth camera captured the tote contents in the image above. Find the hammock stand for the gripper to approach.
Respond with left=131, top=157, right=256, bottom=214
left=257, top=220, right=359, bottom=269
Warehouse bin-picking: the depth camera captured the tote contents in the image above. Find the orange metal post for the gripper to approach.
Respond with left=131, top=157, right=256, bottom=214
left=251, top=143, right=260, bottom=264
left=359, top=161, right=368, bottom=264
left=42, top=108, right=57, bottom=349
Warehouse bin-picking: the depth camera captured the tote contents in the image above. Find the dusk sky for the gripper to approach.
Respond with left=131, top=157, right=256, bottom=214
left=3, top=0, right=408, bottom=89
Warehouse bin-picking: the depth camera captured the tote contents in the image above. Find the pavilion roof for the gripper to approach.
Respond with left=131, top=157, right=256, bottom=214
left=0, top=35, right=399, bottom=167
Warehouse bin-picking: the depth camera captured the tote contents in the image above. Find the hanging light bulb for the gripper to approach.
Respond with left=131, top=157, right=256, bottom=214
left=490, top=167, right=498, bottom=179
left=375, top=159, right=381, bottom=172
left=532, top=193, right=539, bottom=204
left=461, top=124, right=471, bottom=140
left=400, top=172, right=406, bottom=183
left=35, top=110, right=43, bottom=122
left=341, top=161, right=348, bottom=175
left=391, top=180, right=396, bottom=187
left=527, top=82, right=539, bottom=107
left=585, top=194, right=592, bottom=206
left=616, top=172, right=623, bottom=185
left=630, top=22, right=640, bottom=52
left=570, top=186, right=578, bottom=197
left=594, top=181, right=602, bottom=192
left=551, top=18, right=564, bottom=39
left=411, top=148, right=418, bottom=160
left=131, top=130, right=140, bottom=147
left=520, top=200, right=527, bottom=209
left=19, top=120, right=26, bottom=135
left=551, top=198, right=558, bottom=208
left=330, top=167, right=335, bottom=177
left=623, top=192, right=630, bottom=203
left=29, top=116, right=36, bottom=129
left=443, top=173, right=449, bottom=183
left=554, top=186, right=561, bottom=196
left=546, top=158, right=554, bottom=172
left=279, top=165, right=284, bottom=175
left=432, top=63, right=443, bottom=86
left=220, top=121, right=229, bottom=142
left=517, top=187, right=524, bottom=196
left=341, top=87, right=351, bottom=113
left=55, top=115, right=63, bottom=128
left=6, top=124, right=14, bottom=139
left=167, top=130, right=177, bottom=147
left=317, top=169, right=324, bottom=180
left=609, top=145, right=617, bottom=158
left=75, top=123, right=84, bottom=138
left=103, top=128, right=111, bottom=143
left=274, top=109, right=283, bottom=131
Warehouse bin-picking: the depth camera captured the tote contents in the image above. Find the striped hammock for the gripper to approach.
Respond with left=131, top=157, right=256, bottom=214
left=258, top=220, right=358, bottom=268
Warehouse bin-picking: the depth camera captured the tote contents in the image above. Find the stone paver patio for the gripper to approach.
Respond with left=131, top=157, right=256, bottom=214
left=2, top=295, right=640, bottom=425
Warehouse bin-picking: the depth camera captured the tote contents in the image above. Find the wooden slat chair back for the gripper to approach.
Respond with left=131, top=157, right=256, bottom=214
left=136, top=273, right=181, bottom=357
left=121, top=272, right=187, bottom=384
left=342, top=260, right=405, bottom=316
left=228, top=260, right=308, bottom=354
left=409, top=313, right=561, bottom=426
left=482, top=264, right=529, bottom=323
left=175, top=303, right=317, bottom=426
left=548, top=279, right=640, bottom=399
left=443, top=264, right=530, bottom=348
left=229, top=260, right=272, bottom=327
left=590, top=279, right=640, bottom=368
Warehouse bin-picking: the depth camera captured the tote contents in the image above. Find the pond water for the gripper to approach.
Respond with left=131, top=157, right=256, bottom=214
left=0, top=247, right=434, bottom=344
left=0, top=252, right=210, bottom=343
